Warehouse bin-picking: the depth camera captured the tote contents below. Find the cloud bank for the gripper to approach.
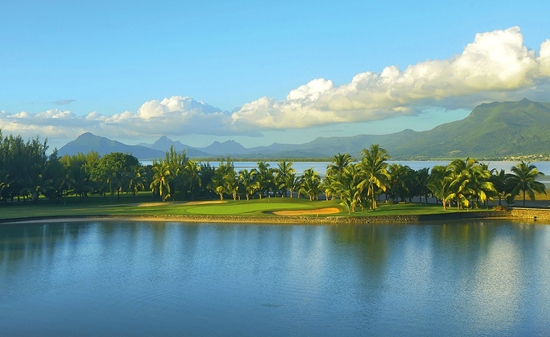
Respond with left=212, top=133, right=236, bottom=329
left=0, top=96, right=237, bottom=141
left=232, top=26, right=550, bottom=129
left=1, top=27, right=550, bottom=141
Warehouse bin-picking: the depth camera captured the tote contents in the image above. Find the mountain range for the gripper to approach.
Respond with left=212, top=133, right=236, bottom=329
left=58, top=99, right=550, bottom=160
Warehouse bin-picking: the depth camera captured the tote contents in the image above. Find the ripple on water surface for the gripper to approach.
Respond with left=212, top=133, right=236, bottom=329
left=1, top=220, right=550, bottom=336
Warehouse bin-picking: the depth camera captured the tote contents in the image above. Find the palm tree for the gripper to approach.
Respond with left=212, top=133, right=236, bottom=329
left=467, top=163, right=496, bottom=208
left=327, top=152, right=353, bottom=200
left=490, top=169, right=513, bottom=206
left=20, top=172, right=54, bottom=204
left=416, top=168, right=431, bottom=204
left=321, top=176, right=335, bottom=201
left=150, top=161, right=172, bottom=201
left=446, top=158, right=495, bottom=209
left=507, top=161, right=546, bottom=207
left=71, top=167, right=93, bottom=201
left=55, top=169, right=76, bottom=204
left=359, top=144, right=390, bottom=210
left=387, top=163, right=409, bottom=203
left=276, top=160, right=295, bottom=197
left=183, top=160, right=201, bottom=200
left=331, top=164, right=365, bottom=213
left=300, top=168, right=321, bottom=201
left=427, top=165, right=452, bottom=210
left=446, top=158, right=477, bottom=209
left=256, top=161, right=273, bottom=199
left=165, top=146, right=188, bottom=199
left=208, top=159, right=237, bottom=200
left=208, top=174, right=225, bottom=200
left=224, top=169, right=239, bottom=201
left=239, top=169, right=259, bottom=200
left=126, top=166, right=146, bottom=198
left=290, top=173, right=302, bottom=199
left=326, top=153, right=353, bottom=178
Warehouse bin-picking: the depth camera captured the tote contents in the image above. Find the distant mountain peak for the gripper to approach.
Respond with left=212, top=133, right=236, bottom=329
left=77, top=132, right=95, bottom=138
left=59, top=99, right=550, bottom=160
left=59, top=133, right=164, bottom=159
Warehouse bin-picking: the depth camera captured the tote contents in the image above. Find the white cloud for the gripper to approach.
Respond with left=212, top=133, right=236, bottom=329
left=539, top=39, right=550, bottom=76
left=232, top=26, right=550, bottom=129
left=2, top=27, right=550, bottom=142
left=0, top=96, right=236, bottom=142
left=286, top=78, right=334, bottom=101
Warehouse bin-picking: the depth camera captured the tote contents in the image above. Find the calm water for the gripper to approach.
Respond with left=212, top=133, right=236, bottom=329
left=1, top=220, right=550, bottom=336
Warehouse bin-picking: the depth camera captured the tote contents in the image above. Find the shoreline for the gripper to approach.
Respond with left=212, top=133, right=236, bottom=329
left=1, top=208, right=547, bottom=225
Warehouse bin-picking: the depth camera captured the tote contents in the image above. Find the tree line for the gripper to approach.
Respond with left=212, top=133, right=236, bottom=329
left=0, top=131, right=545, bottom=211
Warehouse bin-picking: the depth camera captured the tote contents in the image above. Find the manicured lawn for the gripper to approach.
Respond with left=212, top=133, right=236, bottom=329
left=0, top=194, right=494, bottom=221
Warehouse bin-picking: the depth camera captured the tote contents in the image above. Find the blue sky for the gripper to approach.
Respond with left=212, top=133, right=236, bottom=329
left=2, top=1, right=550, bottom=149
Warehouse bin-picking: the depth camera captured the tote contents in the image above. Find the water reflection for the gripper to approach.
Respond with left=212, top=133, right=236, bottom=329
left=1, top=220, right=550, bottom=336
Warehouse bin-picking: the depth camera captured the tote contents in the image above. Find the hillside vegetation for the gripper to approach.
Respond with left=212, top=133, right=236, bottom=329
left=58, top=99, right=550, bottom=160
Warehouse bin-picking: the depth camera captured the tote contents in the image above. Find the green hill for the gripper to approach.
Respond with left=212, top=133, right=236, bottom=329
left=58, top=99, right=550, bottom=160
left=264, top=98, right=550, bottom=160
left=59, top=132, right=165, bottom=159
left=387, top=98, right=550, bottom=159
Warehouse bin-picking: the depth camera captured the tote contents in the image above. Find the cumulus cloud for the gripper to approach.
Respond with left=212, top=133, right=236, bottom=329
left=0, top=96, right=238, bottom=141
left=232, top=26, right=550, bottom=129
left=2, top=27, right=550, bottom=141
left=539, top=39, right=550, bottom=76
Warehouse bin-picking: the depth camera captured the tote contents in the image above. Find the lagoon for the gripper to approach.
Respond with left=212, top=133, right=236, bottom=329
left=1, top=220, right=550, bottom=336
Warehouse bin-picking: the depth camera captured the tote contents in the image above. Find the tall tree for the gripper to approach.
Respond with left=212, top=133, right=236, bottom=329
left=165, top=146, right=188, bottom=200
left=183, top=160, right=201, bottom=201
left=91, top=152, right=139, bottom=202
left=239, top=169, right=259, bottom=201
left=208, top=158, right=237, bottom=200
left=326, top=153, right=353, bottom=178
left=150, top=161, right=172, bottom=201
left=427, top=165, right=453, bottom=210
left=326, top=152, right=353, bottom=200
left=446, top=158, right=475, bottom=209
left=125, top=165, right=147, bottom=198
left=256, top=161, right=273, bottom=199
left=276, top=160, right=295, bottom=198
left=331, top=164, right=365, bottom=213
left=299, top=168, right=321, bottom=201
left=416, top=168, right=431, bottom=204
left=490, top=169, right=513, bottom=206
left=507, top=161, right=546, bottom=207
left=446, top=158, right=495, bottom=209
left=359, top=144, right=390, bottom=210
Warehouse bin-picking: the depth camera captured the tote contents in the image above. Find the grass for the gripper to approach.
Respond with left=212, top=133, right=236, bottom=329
left=0, top=192, right=498, bottom=222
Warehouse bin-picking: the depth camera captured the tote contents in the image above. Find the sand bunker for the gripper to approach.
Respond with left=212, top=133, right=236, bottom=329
left=184, top=201, right=227, bottom=205
left=273, top=208, right=340, bottom=216
left=135, top=202, right=172, bottom=207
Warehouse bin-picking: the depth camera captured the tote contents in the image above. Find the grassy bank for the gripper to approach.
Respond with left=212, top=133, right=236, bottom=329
left=0, top=193, right=497, bottom=223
